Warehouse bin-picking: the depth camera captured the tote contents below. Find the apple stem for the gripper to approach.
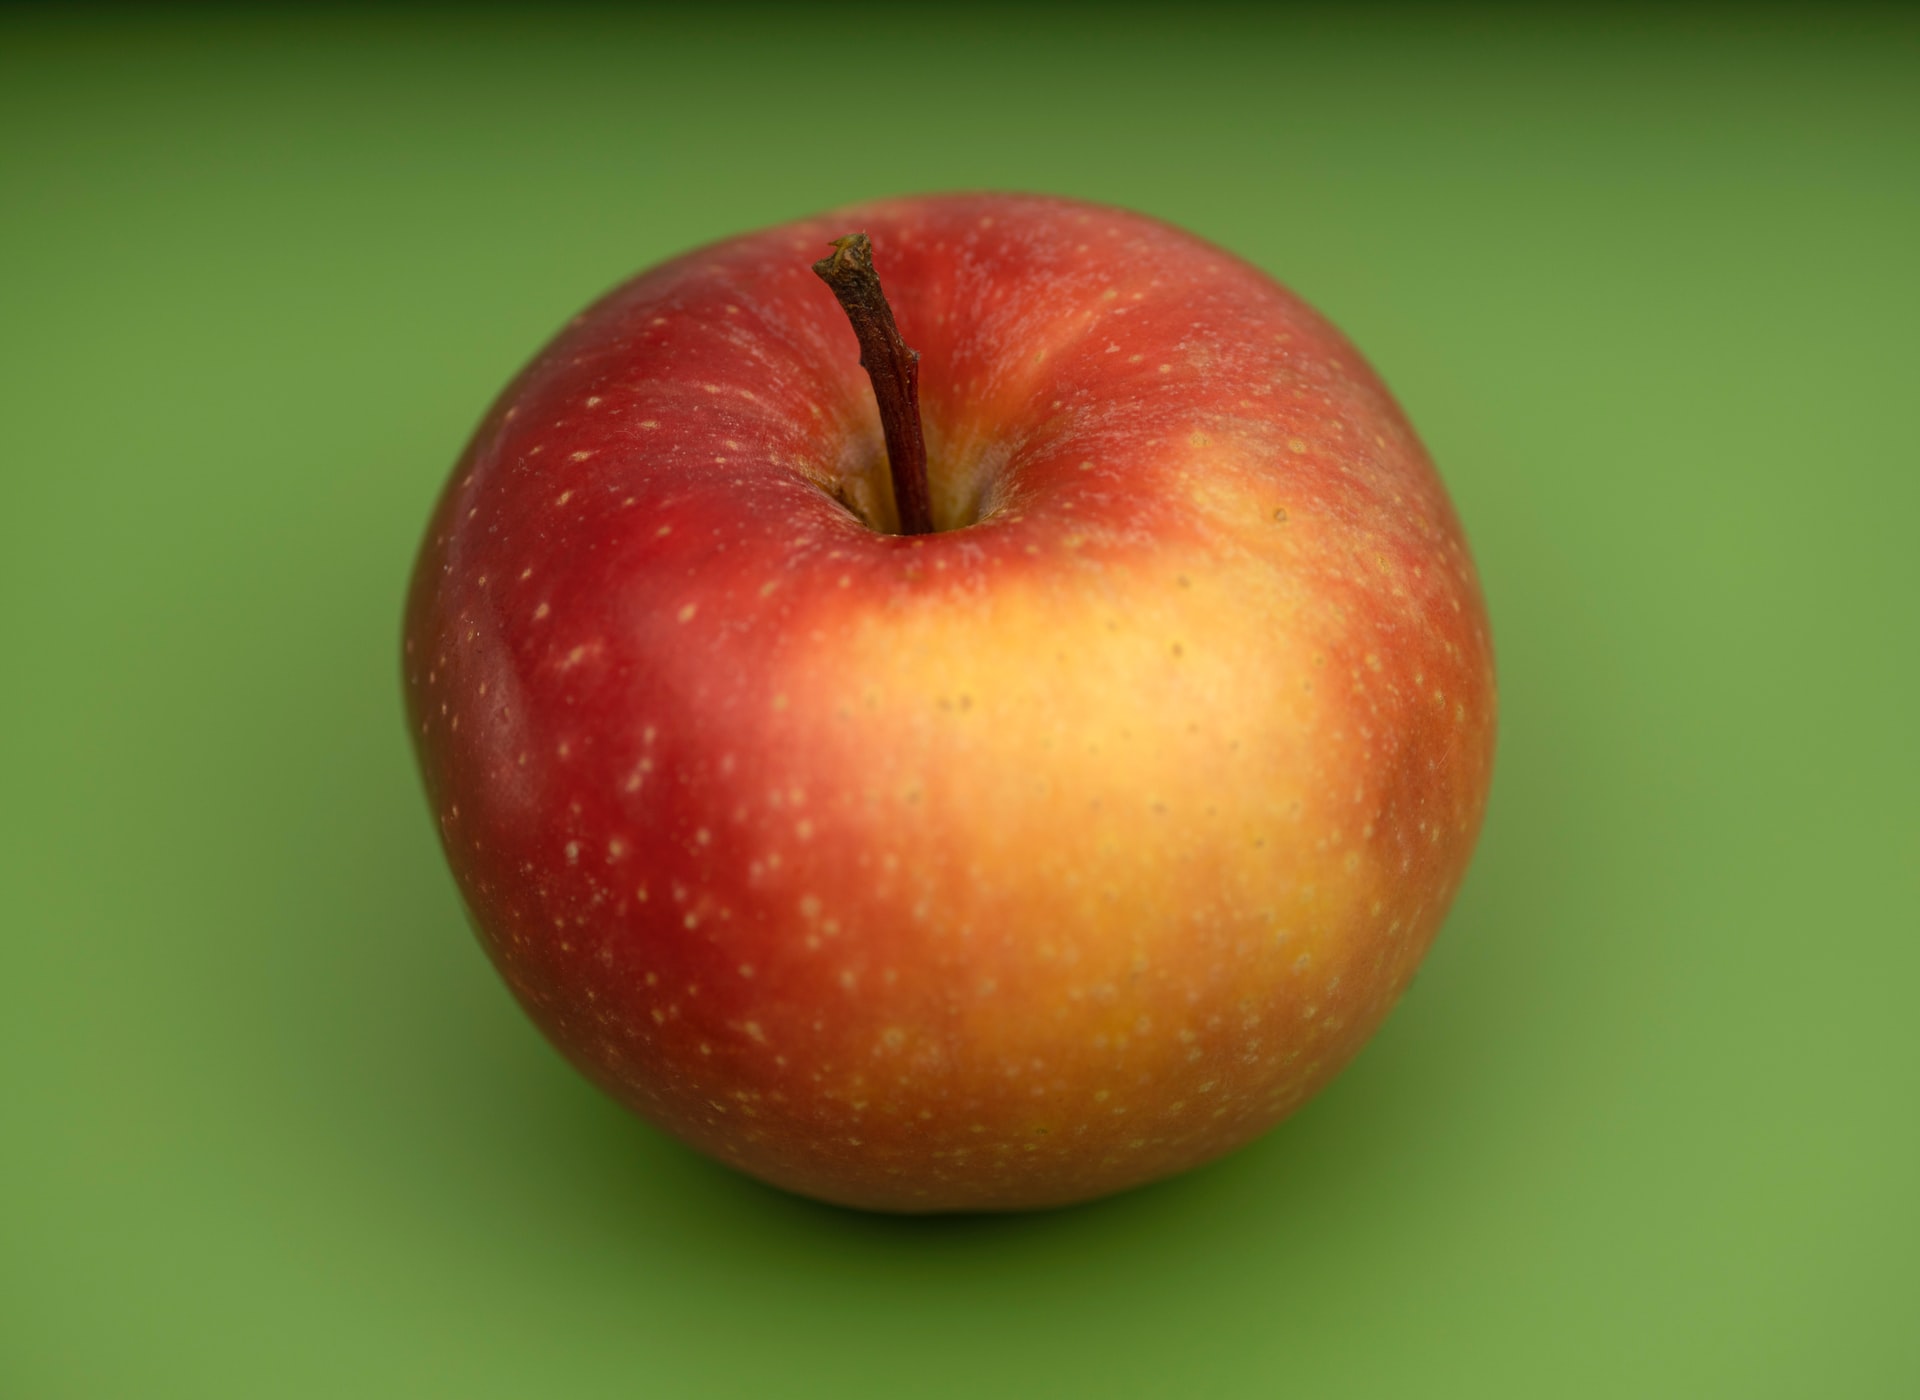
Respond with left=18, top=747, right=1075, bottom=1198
left=812, top=234, right=935, bottom=536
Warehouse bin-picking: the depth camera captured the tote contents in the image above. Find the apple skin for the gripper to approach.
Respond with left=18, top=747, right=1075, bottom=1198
left=403, top=194, right=1495, bottom=1212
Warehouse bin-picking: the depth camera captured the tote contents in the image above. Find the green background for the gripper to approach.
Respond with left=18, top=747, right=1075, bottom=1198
left=4, top=8, right=1915, bottom=1396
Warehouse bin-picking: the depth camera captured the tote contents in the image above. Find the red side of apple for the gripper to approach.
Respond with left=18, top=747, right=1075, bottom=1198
left=404, top=194, right=1496, bottom=1211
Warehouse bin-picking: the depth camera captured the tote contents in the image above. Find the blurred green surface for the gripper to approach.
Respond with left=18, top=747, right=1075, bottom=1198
left=3, top=7, right=1916, bottom=1396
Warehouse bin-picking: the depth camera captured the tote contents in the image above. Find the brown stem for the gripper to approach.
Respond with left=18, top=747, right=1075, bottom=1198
left=812, top=233, right=934, bottom=536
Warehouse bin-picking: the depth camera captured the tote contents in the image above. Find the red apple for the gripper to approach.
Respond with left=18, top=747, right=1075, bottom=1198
left=403, top=193, right=1495, bottom=1212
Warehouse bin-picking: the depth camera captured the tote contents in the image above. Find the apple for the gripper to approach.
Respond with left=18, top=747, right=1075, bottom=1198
left=403, top=193, right=1495, bottom=1212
